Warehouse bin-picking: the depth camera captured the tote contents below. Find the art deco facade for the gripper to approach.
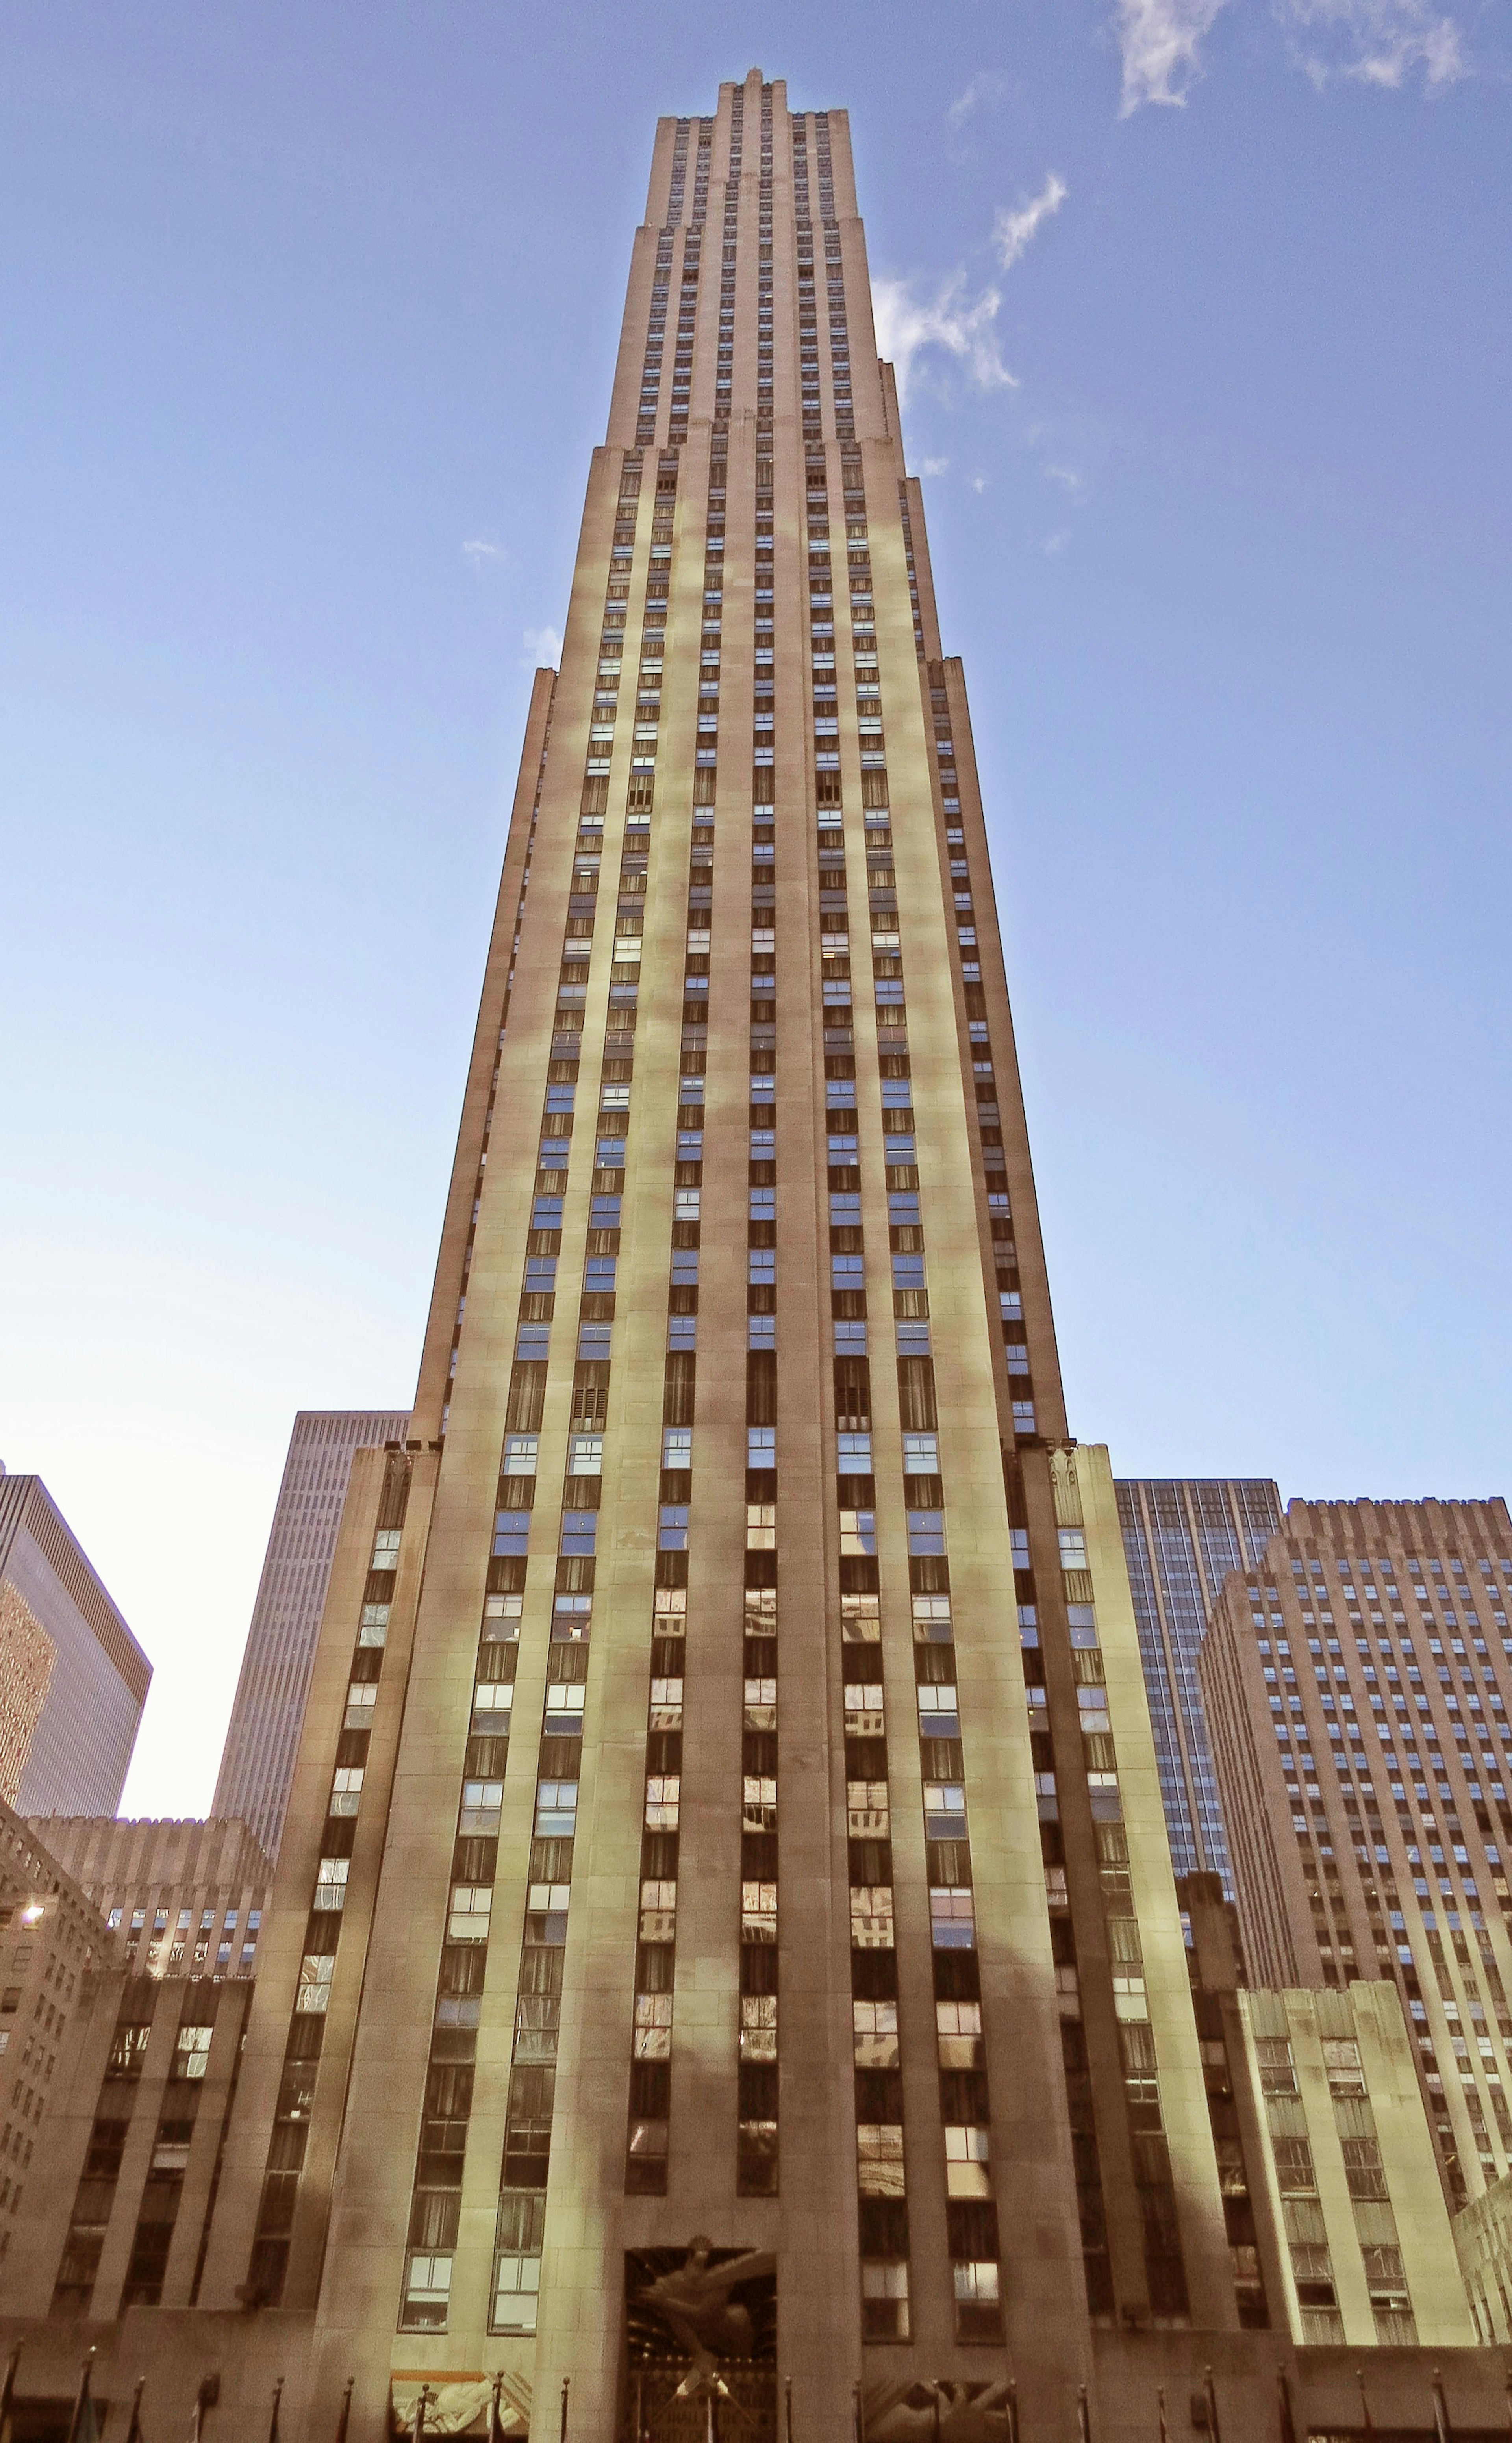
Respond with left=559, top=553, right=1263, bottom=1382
left=1201, top=1496, right=1512, bottom=2214
left=187, top=69, right=1243, bottom=2435
left=0, top=67, right=1507, bottom=2443
left=213, top=1411, right=410, bottom=1861
left=30, top=1817, right=270, bottom=1984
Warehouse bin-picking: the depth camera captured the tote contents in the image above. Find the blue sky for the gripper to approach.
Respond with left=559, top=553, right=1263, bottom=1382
left=2, top=1, right=1508, bottom=1818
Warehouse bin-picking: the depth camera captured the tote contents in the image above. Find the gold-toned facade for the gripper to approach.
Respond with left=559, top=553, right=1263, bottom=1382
left=2, top=67, right=1509, bottom=2443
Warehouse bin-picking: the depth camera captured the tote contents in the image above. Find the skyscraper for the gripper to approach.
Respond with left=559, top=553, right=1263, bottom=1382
left=1200, top=1495, right=1512, bottom=2213
left=0, top=1471, right=150, bottom=1818
left=187, top=72, right=1243, bottom=2431
left=0, top=68, right=1505, bottom=2443
left=1116, top=1479, right=1283, bottom=1896
left=213, top=1410, right=409, bottom=1860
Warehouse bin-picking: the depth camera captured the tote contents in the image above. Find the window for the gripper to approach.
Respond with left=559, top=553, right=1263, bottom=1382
left=908, top=1513, right=946, bottom=1556
left=503, top=1434, right=539, bottom=1476
left=659, top=1507, right=689, bottom=1551
left=748, top=1426, right=775, bottom=1466
left=493, top=1512, right=531, bottom=1559
left=535, top=1782, right=579, bottom=1838
left=359, top=1603, right=390, bottom=1647
left=560, top=1513, right=597, bottom=1556
left=173, top=2022, right=212, bottom=2081
left=569, top=1435, right=604, bottom=1476
left=314, top=1858, right=349, bottom=1911
left=837, top=1433, right=872, bottom=1468
left=372, top=1528, right=401, bottom=1571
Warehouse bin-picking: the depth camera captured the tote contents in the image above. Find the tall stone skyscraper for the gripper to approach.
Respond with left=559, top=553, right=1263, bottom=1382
left=213, top=1410, right=410, bottom=1859
left=191, top=71, right=1243, bottom=2436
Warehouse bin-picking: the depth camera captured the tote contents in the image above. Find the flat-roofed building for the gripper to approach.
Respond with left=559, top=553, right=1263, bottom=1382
left=1201, top=1494, right=1512, bottom=2212
left=0, top=1472, right=150, bottom=1818
left=27, top=1816, right=270, bottom=1984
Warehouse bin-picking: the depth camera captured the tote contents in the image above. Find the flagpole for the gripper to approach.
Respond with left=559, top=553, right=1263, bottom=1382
left=1077, top=2384, right=1092, bottom=2443
left=1005, top=2379, right=1019, bottom=2443
left=1358, top=2369, right=1374, bottom=2439
left=490, top=2371, right=505, bottom=2443
left=560, top=2376, right=570, bottom=2443
left=124, top=2376, right=146, bottom=2443
left=269, top=2376, right=284, bottom=2443
left=1276, top=2371, right=1297, bottom=2443
left=0, top=2343, right=20, bottom=2443
left=335, top=2379, right=354, bottom=2443
left=66, top=2348, right=95, bottom=2443
left=1158, top=2387, right=1168, bottom=2443
left=1203, top=2367, right=1221, bottom=2443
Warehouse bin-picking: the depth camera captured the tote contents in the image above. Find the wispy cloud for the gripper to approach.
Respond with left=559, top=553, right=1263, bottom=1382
left=1278, top=0, right=1468, bottom=87
left=1043, top=462, right=1086, bottom=498
left=949, top=71, right=1007, bottom=128
left=522, top=624, right=563, bottom=667
left=873, top=274, right=1017, bottom=407
left=1043, top=528, right=1072, bottom=555
left=971, top=475, right=989, bottom=495
left=1114, top=0, right=1228, bottom=111
left=993, top=172, right=1070, bottom=270
left=921, top=456, right=950, bottom=476
left=463, top=537, right=502, bottom=568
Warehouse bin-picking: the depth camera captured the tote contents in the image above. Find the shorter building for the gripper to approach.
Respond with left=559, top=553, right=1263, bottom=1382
left=1453, top=2172, right=1512, bottom=2343
left=7, top=1967, right=254, bottom=2320
left=1182, top=1875, right=1473, bottom=2350
left=27, top=1818, right=270, bottom=1983
left=1116, top=1478, right=1283, bottom=1898
left=0, top=1472, right=150, bottom=1817
left=212, top=1407, right=410, bottom=1860
left=1201, top=1495, right=1512, bottom=2213
left=0, top=1800, right=120, bottom=2272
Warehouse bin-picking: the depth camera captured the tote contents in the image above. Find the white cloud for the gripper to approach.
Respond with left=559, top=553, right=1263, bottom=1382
left=993, top=172, right=1069, bottom=269
left=949, top=71, right=1006, bottom=128
left=921, top=456, right=951, bottom=476
left=873, top=274, right=1017, bottom=407
left=1279, top=0, right=1468, bottom=87
left=463, top=537, right=502, bottom=568
left=971, top=475, right=989, bottom=495
left=1043, top=528, right=1071, bottom=554
left=522, top=624, right=563, bottom=667
left=1043, top=462, right=1086, bottom=497
left=1114, top=0, right=1228, bottom=112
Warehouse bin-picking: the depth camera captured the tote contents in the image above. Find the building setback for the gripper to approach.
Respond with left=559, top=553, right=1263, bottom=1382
left=27, top=1817, right=270, bottom=1984
left=212, top=1411, right=410, bottom=1861
left=0, top=1473, right=150, bottom=1819
left=1116, top=1479, right=1282, bottom=1897
left=1201, top=1495, right=1512, bottom=2215
left=190, top=68, right=1238, bottom=2435
left=0, top=66, right=1508, bottom=2443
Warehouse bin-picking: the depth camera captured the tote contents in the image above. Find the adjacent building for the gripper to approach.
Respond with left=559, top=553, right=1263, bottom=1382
left=1116, top=1479, right=1282, bottom=1897
left=0, top=1472, right=150, bottom=1817
left=212, top=1411, right=409, bottom=1860
left=1201, top=1495, right=1512, bottom=2213
left=1181, top=1873, right=1472, bottom=2350
left=27, top=1817, right=270, bottom=1984
left=0, top=1800, right=120, bottom=2272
